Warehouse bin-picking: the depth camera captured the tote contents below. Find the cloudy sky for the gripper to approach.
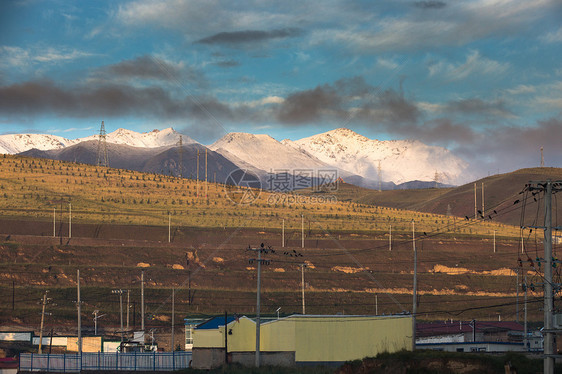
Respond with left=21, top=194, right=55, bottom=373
left=1, top=0, right=561, bottom=179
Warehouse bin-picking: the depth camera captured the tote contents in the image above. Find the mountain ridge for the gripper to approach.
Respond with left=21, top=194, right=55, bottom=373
left=3, top=126, right=468, bottom=187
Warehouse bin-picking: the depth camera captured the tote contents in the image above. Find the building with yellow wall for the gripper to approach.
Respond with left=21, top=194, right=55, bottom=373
left=192, top=314, right=412, bottom=368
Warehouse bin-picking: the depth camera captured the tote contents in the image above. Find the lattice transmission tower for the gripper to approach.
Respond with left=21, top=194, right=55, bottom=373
left=177, top=135, right=183, bottom=178
left=96, top=121, right=109, bottom=167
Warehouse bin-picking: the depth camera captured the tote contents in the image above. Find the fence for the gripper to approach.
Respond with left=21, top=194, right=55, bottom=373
left=19, top=351, right=192, bottom=372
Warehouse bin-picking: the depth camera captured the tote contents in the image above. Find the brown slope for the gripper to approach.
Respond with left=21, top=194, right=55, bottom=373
left=302, top=167, right=562, bottom=226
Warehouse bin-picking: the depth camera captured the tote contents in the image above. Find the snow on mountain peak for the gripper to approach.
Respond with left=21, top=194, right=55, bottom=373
left=0, top=127, right=198, bottom=154
left=290, top=129, right=468, bottom=185
left=210, top=132, right=327, bottom=172
left=0, top=133, right=76, bottom=154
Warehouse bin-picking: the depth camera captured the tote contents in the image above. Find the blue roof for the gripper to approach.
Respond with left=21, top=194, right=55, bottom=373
left=196, top=316, right=237, bottom=330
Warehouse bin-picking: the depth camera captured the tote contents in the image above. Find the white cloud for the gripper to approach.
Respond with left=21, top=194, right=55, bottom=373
left=541, top=27, right=562, bottom=43
left=427, top=50, right=509, bottom=81
left=0, top=46, right=95, bottom=68
left=376, top=57, right=399, bottom=70
left=505, top=84, right=536, bottom=95
left=417, top=101, right=443, bottom=113
left=533, top=81, right=562, bottom=109
left=33, top=48, right=95, bottom=63
left=0, top=46, right=31, bottom=68
left=244, top=95, right=285, bottom=108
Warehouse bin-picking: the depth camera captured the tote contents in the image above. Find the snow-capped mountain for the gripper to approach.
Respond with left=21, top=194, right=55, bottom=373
left=3, top=126, right=470, bottom=188
left=283, top=128, right=468, bottom=185
left=0, top=133, right=75, bottom=154
left=77, top=127, right=196, bottom=148
left=210, top=132, right=329, bottom=172
left=0, top=127, right=195, bottom=154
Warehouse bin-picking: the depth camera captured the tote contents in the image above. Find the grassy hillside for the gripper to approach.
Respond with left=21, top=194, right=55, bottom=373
left=0, top=154, right=519, bottom=238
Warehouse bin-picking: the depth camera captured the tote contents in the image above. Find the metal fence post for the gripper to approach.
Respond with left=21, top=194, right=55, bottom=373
left=153, top=350, right=156, bottom=371
left=47, top=352, right=50, bottom=372
left=30, top=353, right=33, bottom=371
left=173, top=351, right=175, bottom=371
left=63, top=353, right=65, bottom=373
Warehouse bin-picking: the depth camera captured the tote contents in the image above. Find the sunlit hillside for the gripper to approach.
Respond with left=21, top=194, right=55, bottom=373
left=0, top=154, right=520, bottom=238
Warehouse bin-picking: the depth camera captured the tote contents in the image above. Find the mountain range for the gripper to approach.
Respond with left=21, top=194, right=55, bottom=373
left=2, top=127, right=470, bottom=189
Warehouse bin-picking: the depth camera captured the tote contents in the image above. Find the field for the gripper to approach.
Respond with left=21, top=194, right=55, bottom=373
left=0, top=155, right=554, bottom=347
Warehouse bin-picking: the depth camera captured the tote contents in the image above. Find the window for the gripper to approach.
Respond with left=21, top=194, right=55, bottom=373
left=185, top=325, right=195, bottom=346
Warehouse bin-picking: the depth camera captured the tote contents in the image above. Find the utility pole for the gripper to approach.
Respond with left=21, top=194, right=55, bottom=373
left=93, top=310, right=100, bottom=335
left=412, top=219, right=417, bottom=351
left=177, top=135, right=183, bottom=178
left=493, top=230, right=496, bottom=253
left=53, top=208, right=56, bottom=237
left=523, top=275, right=529, bottom=351
left=112, top=289, right=124, bottom=343
left=481, top=182, right=484, bottom=216
left=77, top=269, right=82, bottom=353
left=521, top=233, right=524, bottom=254
left=168, top=212, right=171, bottom=243
left=541, top=146, right=544, bottom=167
left=544, top=181, right=554, bottom=373
left=171, top=288, right=175, bottom=351
left=516, top=268, right=520, bottom=323
left=301, top=214, right=304, bottom=248
left=196, top=150, right=199, bottom=197
left=69, top=202, right=72, bottom=239
left=543, top=181, right=554, bottom=374
left=38, top=291, right=49, bottom=354
left=126, top=290, right=130, bottom=332
left=282, top=219, right=285, bottom=248
left=300, top=264, right=306, bottom=315
left=205, top=148, right=208, bottom=198
left=378, top=160, right=382, bottom=192
left=389, top=224, right=392, bottom=251
left=141, top=271, right=145, bottom=332
left=224, top=311, right=228, bottom=364
left=247, top=244, right=272, bottom=368
left=375, top=294, right=378, bottom=315
left=474, top=183, right=478, bottom=219
left=526, top=180, right=562, bottom=374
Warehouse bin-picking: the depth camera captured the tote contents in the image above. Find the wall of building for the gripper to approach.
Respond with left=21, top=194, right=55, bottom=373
left=66, top=337, right=102, bottom=352
left=291, top=316, right=411, bottom=362
left=0, top=332, right=32, bottom=342
left=224, top=317, right=257, bottom=352
left=193, top=315, right=412, bottom=364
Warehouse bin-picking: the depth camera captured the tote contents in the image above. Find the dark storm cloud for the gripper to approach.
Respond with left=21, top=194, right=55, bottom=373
left=104, top=55, right=181, bottom=80
left=444, top=98, right=512, bottom=118
left=413, top=1, right=446, bottom=9
left=276, top=77, right=420, bottom=126
left=277, top=84, right=343, bottom=124
left=369, top=88, right=420, bottom=124
left=196, top=28, right=303, bottom=45
left=0, top=80, right=222, bottom=120
left=96, top=55, right=208, bottom=88
left=447, top=117, right=562, bottom=177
